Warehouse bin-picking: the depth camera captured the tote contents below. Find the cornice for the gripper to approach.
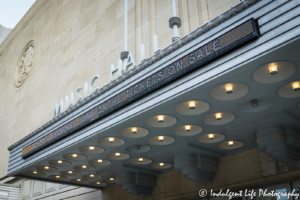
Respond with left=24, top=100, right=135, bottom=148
left=8, top=0, right=260, bottom=151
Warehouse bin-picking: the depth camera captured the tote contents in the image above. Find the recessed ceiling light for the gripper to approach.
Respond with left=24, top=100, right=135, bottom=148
left=139, top=158, right=143, bottom=162
left=82, top=165, right=86, bottom=169
left=208, top=134, right=214, bottom=139
left=251, top=99, right=258, bottom=107
left=58, top=160, right=62, bottom=164
left=185, top=125, right=191, bottom=131
left=189, top=101, right=195, bottom=109
left=73, top=154, right=77, bottom=158
left=97, top=182, right=100, bottom=184
left=90, top=174, right=94, bottom=177
left=228, top=141, right=234, bottom=146
left=56, top=176, right=60, bottom=178
left=45, top=166, right=49, bottom=170
left=215, top=113, right=222, bottom=120
left=98, top=159, right=102, bottom=163
left=109, top=138, right=114, bottom=143
left=269, top=63, right=278, bottom=75
left=33, top=171, right=37, bottom=174
left=68, top=171, right=72, bottom=174
left=293, top=82, right=300, bottom=91
left=225, top=84, right=233, bottom=94
left=89, top=146, right=94, bottom=151
left=158, top=136, right=164, bottom=141
left=131, top=127, right=137, bottom=133
left=110, top=178, right=114, bottom=181
left=115, top=153, right=120, bottom=157
left=158, top=115, right=164, bottom=123
left=159, top=163, right=164, bottom=166
left=77, top=179, right=81, bottom=182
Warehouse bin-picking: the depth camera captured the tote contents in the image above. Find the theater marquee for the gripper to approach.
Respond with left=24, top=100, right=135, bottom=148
left=22, top=18, right=260, bottom=158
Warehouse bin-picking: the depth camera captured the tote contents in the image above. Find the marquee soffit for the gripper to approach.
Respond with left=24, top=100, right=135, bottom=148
left=8, top=0, right=260, bottom=151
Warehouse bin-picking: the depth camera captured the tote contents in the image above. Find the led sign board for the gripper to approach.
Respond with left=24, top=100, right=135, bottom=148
left=22, top=18, right=260, bottom=158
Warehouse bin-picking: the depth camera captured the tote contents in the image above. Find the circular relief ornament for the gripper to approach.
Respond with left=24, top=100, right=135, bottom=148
left=14, top=40, right=36, bottom=89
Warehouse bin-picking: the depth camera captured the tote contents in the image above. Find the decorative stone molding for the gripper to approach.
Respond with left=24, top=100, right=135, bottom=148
left=7, top=0, right=260, bottom=151
left=174, top=155, right=218, bottom=183
left=257, top=128, right=300, bottom=164
left=14, top=40, right=36, bottom=89
left=116, top=172, right=156, bottom=196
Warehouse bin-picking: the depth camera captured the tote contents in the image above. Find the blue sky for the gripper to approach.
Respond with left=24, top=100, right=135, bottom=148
left=0, top=0, right=36, bottom=29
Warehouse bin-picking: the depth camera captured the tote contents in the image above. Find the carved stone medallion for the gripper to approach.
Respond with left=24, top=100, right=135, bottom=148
left=14, top=40, right=35, bottom=89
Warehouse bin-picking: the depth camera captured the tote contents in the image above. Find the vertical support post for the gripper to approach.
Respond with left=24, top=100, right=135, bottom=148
left=169, top=0, right=181, bottom=43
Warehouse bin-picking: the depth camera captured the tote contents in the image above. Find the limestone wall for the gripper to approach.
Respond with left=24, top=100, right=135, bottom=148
left=0, top=0, right=239, bottom=179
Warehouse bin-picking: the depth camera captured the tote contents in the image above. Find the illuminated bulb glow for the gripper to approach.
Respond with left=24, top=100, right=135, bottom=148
left=158, top=115, right=164, bottom=123
left=68, top=171, right=72, bottom=174
left=33, top=171, right=37, bottom=174
left=159, top=163, right=164, bottom=166
left=56, top=176, right=60, bottom=178
left=98, top=159, right=102, bottom=163
left=208, top=134, right=214, bottom=139
left=139, top=158, right=143, bottom=162
left=90, top=174, right=94, bottom=177
left=185, top=125, right=191, bottom=131
left=189, top=101, right=196, bottom=109
left=58, top=160, right=62, bottom=164
left=45, top=166, right=49, bottom=170
left=89, top=146, right=95, bottom=151
left=131, top=127, right=137, bottom=133
left=228, top=141, right=234, bottom=146
left=216, top=113, right=222, bottom=120
left=293, top=82, right=300, bottom=91
left=269, top=64, right=278, bottom=75
left=115, top=153, right=120, bottom=157
left=109, top=138, right=114, bottom=143
left=77, top=179, right=81, bottom=181
left=158, top=136, right=164, bottom=141
left=97, top=182, right=101, bottom=184
left=73, top=154, right=77, bottom=158
left=110, top=178, right=114, bottom=181
left=225, top=84, right=233, bottom=94
left=82, top=165, right=86, bottom=169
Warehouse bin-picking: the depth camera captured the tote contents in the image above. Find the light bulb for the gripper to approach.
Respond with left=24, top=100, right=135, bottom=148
left=216, top=113, right=222, bottom=120
left=90, top=174, right=94, bottom=177
left=82, top=165, right=86, bottom=169
left=225, top=84, right=233, bottom=94
left=131, top=127, right=137, bottom=133
left=139, top=158, right=143, bottom=162
left=185, top=125, right=191, bottom=131
left=269, top=64, right=278, bottom=75
left=208, top=134, right=214, bottom=139
left=68, top=171, right=72, bottom=174
left=45, top=166, right=49, bottom=170
left=56, top=176, right=60, bottom=178
left=98, top=159, right=102, bottom=163
left=89, top=146, right=94, bottom=151
left=159, top=163, right=164, bottom=166
left=109, top=138, right=114, bottom=143
left=115, top=153, right=120, bottom=157
left=159, top=136, right=164, bottom=141
left=189, top=101, right=196, bottom=109
left=33, top=171, right=37, bottom=174
left=158, top=115, right=164, bottom=123
left=292, top=82, right=300, bottom=91
left=58, top=160, right=62, bottom=164
left=73, top=154, right=77, bottom=158
left=97, top=182, right=101, bottom=184
left=228, top=141, right=234, bottom=146
left=77, top=179, right=81, bottom=182
left=110, top=178, right=114, bottom=181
